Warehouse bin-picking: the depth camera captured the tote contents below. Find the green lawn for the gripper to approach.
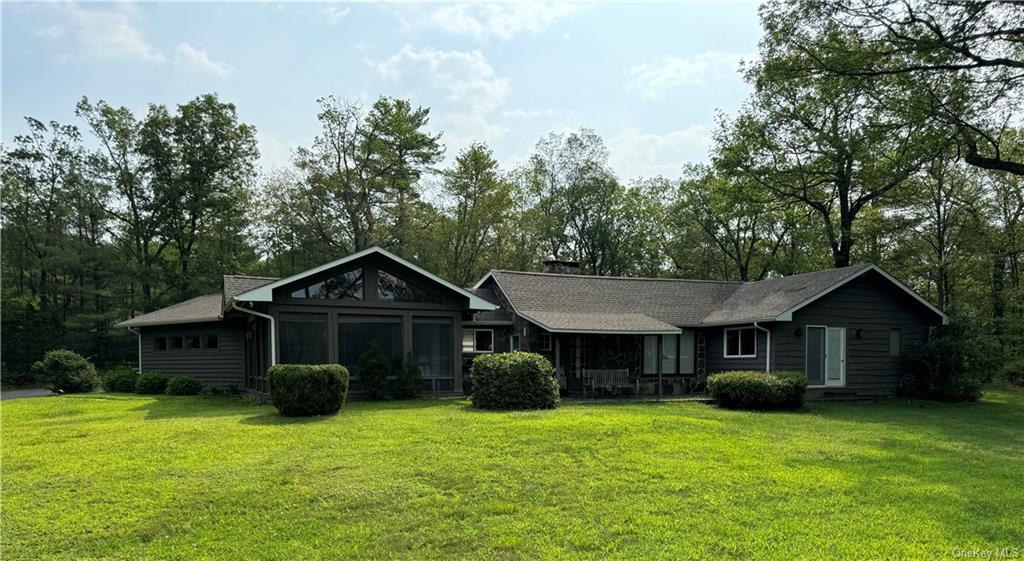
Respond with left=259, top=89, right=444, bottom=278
left=3, top=391, right=1023, bottom=561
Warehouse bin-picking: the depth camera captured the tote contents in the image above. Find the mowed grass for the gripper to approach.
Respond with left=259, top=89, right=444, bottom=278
left=2, top=391, right=1023, bottom=561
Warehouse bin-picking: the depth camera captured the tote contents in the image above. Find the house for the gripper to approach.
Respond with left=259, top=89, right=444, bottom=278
left=115, top=246, right=949, bottom=399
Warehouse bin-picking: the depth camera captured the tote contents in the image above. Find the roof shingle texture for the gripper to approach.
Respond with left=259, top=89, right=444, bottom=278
left=114, top=294, right=223, bottom=328
left=488, top=271, right=740, bottom=329
left=702, top=264, right=872, bottom=324
left=467, top=288, right=513, bottom=323
left=223, top=275, right=278, bottom=306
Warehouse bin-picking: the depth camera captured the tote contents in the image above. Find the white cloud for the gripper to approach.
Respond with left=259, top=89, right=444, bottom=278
left=417, top=3, right=580, bottom=41
left=323, top=4, right=350, bottom=25
left=36, top=25, right=65, bottom=39
left=256, top=130, right=296, bottom=173
left=628, top=51, right=747, bottom=98
left=370, top=45, right=511, bottom=150
left=608, top=126, right=713, bottom=180
left=39, top=4, right=165, bottom=63
left=174, top=43, right=231, bottom=78
left=502, top=108, right=557, bottom=119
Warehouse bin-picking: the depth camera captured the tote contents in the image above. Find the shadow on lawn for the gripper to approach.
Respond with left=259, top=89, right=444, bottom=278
left=128, top=395, right=266, bottom=420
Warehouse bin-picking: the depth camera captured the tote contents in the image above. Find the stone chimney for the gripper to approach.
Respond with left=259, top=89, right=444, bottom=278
left=542, top=259, right=581, bottom=275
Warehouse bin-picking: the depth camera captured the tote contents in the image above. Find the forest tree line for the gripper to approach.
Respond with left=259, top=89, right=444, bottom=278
left=2, top=0, right=1022, bottom=382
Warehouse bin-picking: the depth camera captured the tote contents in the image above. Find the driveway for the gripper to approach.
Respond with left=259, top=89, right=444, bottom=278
left=1, top=388, right=54, bottom=401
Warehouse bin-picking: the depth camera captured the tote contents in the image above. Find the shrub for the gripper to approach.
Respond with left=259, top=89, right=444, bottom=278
left=392, top=352, right=424, bottom=399
left=31, top=349, right=98, bottom=393
left=135, top=372, right=168, bottom=394
left=357, top=342, right=391, bottom=400
left=268, top=364, right=349, bottom=416
left=707, top=370, right=807, bottom=410
left=470, top=352, right=559, bottom=411
left=165, top=376, right=203, bottom=396
left=101, top=368, right=140, bottom=393
left=901, top=324, right=991, bottom=402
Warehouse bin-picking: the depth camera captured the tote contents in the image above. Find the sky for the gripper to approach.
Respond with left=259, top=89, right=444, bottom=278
left=2, top=2, right=762, bottom=181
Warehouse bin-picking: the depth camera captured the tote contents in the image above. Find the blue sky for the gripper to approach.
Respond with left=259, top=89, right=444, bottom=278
left=2, top=2, right=762, bottom=180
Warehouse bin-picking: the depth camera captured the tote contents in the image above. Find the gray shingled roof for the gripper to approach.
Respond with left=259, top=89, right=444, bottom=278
left=702, top=264, right=872, bottom=324
left=223, top=274, right=278, bottom=306
left=526, top=311, right=680, bottom=333
left=487, top=270, right=741, bottom=331
left=114, top=294, right=223, bottom=328
left=466, top=288, right=513, bottom=324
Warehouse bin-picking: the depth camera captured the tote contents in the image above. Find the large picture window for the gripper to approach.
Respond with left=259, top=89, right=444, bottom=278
left=724, top=327, right=756, bottom=358
left=338, top=317, right=403, bottom=375
left=289, top=268, right=363, bottom=300
left=413, top=318, right=453, bottom=386
left=377, top=269, right=442, bottom=304
left=279, top=313, right=329, bottom=364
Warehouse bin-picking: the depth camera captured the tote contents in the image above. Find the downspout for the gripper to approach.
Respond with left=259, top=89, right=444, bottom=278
left=127, top=327, right=142, bottom=373
left=753, top=321, right=771, bottom=373
left=231, top=302, right=277, bottom=366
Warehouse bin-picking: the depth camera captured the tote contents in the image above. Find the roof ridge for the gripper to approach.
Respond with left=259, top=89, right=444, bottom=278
left=224, top=274, right=280, bottom=280
left=491, top=270, right=743, bottom=284
left=738, top=263, right=873, bottom=285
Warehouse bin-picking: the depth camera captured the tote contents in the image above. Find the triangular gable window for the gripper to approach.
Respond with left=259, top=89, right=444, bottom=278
left=377, top=269, right=443, bottom=304
left=290, top=268, right=363, bottom=300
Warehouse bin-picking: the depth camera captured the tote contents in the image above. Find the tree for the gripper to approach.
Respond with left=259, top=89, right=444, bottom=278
left=717, top=40, right=947, bottom=267
left=435, top=143, right=516, bottom=286
left=279, top=96, right=443, bottom=259
left=759, top=0, right=1024, bottom=175
left=140, top=94, right=259, bottom=298
left=357, top=341, right=391, bottom=400
left=76, top=97, right=168, bottom=312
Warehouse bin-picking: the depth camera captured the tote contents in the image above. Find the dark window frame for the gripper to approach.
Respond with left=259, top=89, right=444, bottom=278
left=204, top=334, right=219, bottom=350
left=540, top=332, right=553, bottom=351
left=154, top=337, right=167, bottom=351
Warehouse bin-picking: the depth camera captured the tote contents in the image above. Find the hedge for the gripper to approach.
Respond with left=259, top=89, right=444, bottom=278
left=101, top=368, right=140, bottom=393
left=268, top=364, right=349, bottom=416
left=165, top=376, right=203, bottom=396
left=470, top=352, right=559, bottom=411
left=135, top=372, right=168, bottom=394
left=31, top=349, right=98, bottom=393
left=707, top=370, right=807, bottom=410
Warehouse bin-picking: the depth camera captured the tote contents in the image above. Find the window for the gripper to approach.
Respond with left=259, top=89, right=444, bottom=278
left=205, top=334, right=219, bottom=349
left=413, top=318, right=453, bottom=384
left=186, top=335, right=201, bottom=350
left=377, top=269, right=442, bottom=304
left=462, top=329, right=493, bottom=353
left=279, top=313, right=329, bottom=364
left=338, top=317, right=403, bottom=375
left=170, top=336, right=184, bottom=350
left=680, top=330, right=695, bottom=374
left=540, top=332, right=552, bottom=351
left=510, top=334, right=521, bottom=351
left=289, top=268, right=363, bottom=300
left=154, top=337, right=167, bottom=351
left=724, top=327, right=756, bottom=358
left=889, top=328, right=902, bottom=357
left=643, top=335, right=658, bottom=375
left=806, top=325, right=846, bottom=387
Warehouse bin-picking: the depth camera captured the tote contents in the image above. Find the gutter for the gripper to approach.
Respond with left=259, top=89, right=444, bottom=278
left=230, top=302, right=277, bottom=366
left=753, top=321, right=771, bottom=373
left=126, top=327, right=142, bottom=373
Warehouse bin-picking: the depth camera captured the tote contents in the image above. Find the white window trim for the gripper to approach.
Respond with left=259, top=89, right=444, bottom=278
left=723, top=326, right=757, bottom=358
left=805, top=324, right=846, bottom=388
left=463, top=329, right=494, bottom=354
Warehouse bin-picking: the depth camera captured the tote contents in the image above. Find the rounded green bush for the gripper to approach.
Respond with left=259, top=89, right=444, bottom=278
left=165, top=376, right=203, bottom=396
left=268, top=364, right=349, bottom=416
left=470, top=352, right=559, bottom=411
left=707, top=370, right=807, bottom=410
left=135, top=372, right=168, bottom=394
left=31, top=349, right=98, bottom=393
left=101, top=368, right=140, bottom=393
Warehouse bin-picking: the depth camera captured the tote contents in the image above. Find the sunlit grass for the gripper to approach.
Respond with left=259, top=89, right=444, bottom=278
left=3, top=390, right=1022, bottom=560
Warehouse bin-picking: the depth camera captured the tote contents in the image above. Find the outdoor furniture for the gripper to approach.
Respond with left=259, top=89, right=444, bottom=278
left=582, top=369, right=638, bottom=397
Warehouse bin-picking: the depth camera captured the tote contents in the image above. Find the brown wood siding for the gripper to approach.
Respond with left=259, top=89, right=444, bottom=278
left=772, top=270, right=940, bottom=398
left=704, top=326, right=770, bottom=373
left=140, top=321, right=245, bottom=388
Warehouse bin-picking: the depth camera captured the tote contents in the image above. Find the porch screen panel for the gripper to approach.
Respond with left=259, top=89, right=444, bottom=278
left=413, top=318, right=453, bottom=390
left=661, top=335, right=678, bottom=374
left=279, top=313, right=329, bottom=364
left=679, top=330, right=695, bottom=374
left=805, top=326, right=825, bottom=385
left=643, top=335, right=658, bottom=375
left=338, top=318, right=403, bottom=375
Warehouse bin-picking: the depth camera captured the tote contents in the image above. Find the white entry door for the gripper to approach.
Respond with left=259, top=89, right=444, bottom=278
left=806, top=326, right=846, bottom=387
